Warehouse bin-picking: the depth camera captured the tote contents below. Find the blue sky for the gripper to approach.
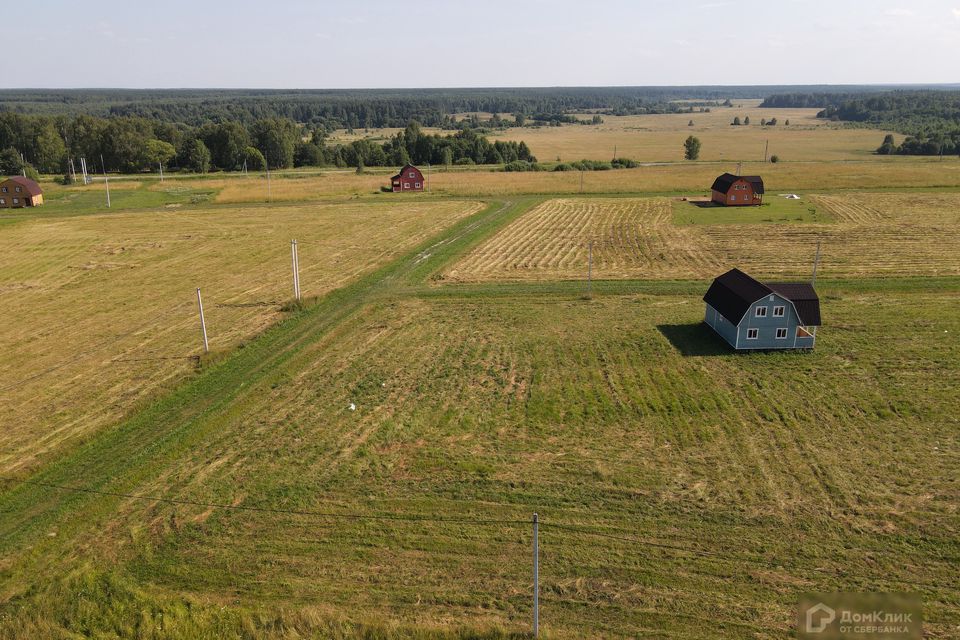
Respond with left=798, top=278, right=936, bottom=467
left=9, top=0, right=960, bottom=88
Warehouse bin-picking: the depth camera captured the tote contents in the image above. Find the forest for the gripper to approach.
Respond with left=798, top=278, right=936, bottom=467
left=761, top=89, right=960, bottom=155
left=0, top=112, right=535, bottom=177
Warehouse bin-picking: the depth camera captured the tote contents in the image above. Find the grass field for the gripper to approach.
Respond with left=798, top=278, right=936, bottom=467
left=1, top=114, right=959, bottom=638
left=446, top=193, right=960, bottom=283
left=489, top=103, right=896, bottom=163
left=0, top=199, right=482, bottom=476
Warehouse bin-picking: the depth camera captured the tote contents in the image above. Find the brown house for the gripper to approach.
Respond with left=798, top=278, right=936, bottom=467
left=390, top=164, right=425, bottom=192
left=0, top=176, right=44, bottom=208
left=711, top=173, right=763, bottom=206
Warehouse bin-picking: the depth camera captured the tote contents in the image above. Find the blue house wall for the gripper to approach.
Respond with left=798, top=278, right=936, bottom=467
left=706, top=293, right=816, bottom=350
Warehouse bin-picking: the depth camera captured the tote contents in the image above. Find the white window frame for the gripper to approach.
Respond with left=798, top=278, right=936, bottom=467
left=1, top=187, right=7, bottom=193
left=0, top=198, right=5, bottom=204
left=409, top=172, right=415, bottom=178
left=775, top=328, right=788, bottom=339
left=415, top=182, right=421, bottom=188
left=403, top=183, right=410, bottom=189
left=15, top=186, right=21, bottom=193
left=12, top=198, right=19, bottom=204
left=746, top=328, right=759, bottom=340
left=773, top=306, right=785, bottom=317
left=730, top=195, right=736, bottom=202
left=755, top=306, right=767, bottom=318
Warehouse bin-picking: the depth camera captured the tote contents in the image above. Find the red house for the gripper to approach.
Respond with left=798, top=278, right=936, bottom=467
left=711, top=173, right=764, bottom=206
left=391, top=164, right=425, bottom=192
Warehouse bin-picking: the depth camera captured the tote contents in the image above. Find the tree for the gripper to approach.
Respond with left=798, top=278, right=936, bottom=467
left=142, top=139, right=176, bottom=170
left=876, top=134, right=897, bottom=155
left=204, top=122, right=250, bottom=170
left=441, top=147, right=453, bottom=167
left=785, top=120, right=790, bottom=126
left=31, top=121, right=67, bottom=173
left=744, top=116, right=751, bottom=125
left=356, top=158, right=365, bottom=174
left=514, top=113, right=526, bottom=127
left=241, top=146, right=266, bottom=171
left=0, top=147, right=23, bottom=175
left=684, top=135, right=701, bottom=161
left=183, top=138, right=211, bottom=173
left=688, top=119, right=694, bottom=127
left=250, top=118, right=298, bottom=169
left=732, top=116, right=741, bottom=126
left=769, top=154, right=780, bottom=163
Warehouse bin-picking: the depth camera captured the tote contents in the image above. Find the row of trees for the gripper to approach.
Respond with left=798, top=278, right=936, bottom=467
left=876, top=132, right=960, bottom=156
left=731, top=116, right=789, bottom=126
left=0, top=111, right=535, bottom=176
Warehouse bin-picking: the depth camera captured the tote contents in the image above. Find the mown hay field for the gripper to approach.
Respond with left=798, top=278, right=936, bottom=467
left=0, top=199, right=482, bottom=475
left=199, top=159, right=960, bottom=202
left=3, top=289, right=957, bottom=638
left=488, top=105, right=898, bottom=162
left=445, top=193, right=960, bottom=282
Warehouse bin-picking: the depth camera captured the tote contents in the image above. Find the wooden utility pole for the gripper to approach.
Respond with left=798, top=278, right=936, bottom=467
left=532, top=513, right=539, bottom=638
left=291, top=239, right=301, bottom=301
left=811, top=240, right=822, bottom=287
left=763, top=139, right=769, bottom=163
left=196, top=288, right=209, bottom=353
left=159, top=160, right=164, bottom=183
left=587, top=239, right=593, bottom=299
left=580, top=170, right=584, bottom=193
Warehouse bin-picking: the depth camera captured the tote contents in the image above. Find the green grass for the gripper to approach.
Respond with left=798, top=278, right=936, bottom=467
left=1, top=192, right=958, bottom=638
left=18, top=182, right=217, bottom=218
left=672, top=196, right=830, bottom=225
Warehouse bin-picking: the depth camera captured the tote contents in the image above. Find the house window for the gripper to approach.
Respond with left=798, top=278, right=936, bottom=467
left=730, top=195, right=736, bottom=202
left=755, top=306, right=767, bottom=317
left=12, top=198, right=19, bottom=204
left=773, top=306, right=785, bottom=317
left=0, top=198, right=5, bottom=204
left=404, top=183, right=410, bottom=189
left=776, top=328, right=788, bottom=339
left=747, top=328, right=759, bottom=340
left=415, top=182, right=421, bottom=188
left=1, top=187, right=6, bottom=193
left=15, top=187, right=21, bottom=193
left=409, top=172, right=415, bottom=178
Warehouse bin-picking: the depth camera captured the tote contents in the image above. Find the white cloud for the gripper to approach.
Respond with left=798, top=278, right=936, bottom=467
left=952, top=8, right=960, bottom=19
left=884, top=8, right=914, bottom=16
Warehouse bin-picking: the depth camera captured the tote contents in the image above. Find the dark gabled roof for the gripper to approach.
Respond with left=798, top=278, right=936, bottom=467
left=703, top=268, right=771, bottom=324
left=2, top=176, right=42, bottom=196
left=767, top=282, right=821, bottom=326
left=391, top=164, right=422, bottom=180
left=710, top=172, right=764, bottom=194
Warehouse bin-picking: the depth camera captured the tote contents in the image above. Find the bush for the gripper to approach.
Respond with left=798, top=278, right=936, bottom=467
left=454, top=157, right=475, bottom=165
left=503, top=160, right=545, bottom=172
left=769, top=154, right=780, bottom=163
left=611, top=157, right=639, bottom=169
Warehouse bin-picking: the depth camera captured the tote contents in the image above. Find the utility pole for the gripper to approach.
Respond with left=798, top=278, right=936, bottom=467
left=159, top=160, right=164, bottom=183
left=811, top=240, right=822, bottom=287
left=763, top=139, right=769, bottom=163
left=427, top=162, right=431, bottom=192
left=532, top=513, right=539, bottom=638
left=266, top=161, right=271, bottom=202
left=613, top=144, right=617, bottom=161
left=736, top=161, right=742, bottom=176
left=100, top=154, right=110, bottom=207
left=291, top=239, right=301, bottom=301
left=196, top=288, right=209, bottom=353
left=587, top=239, right=593, bottom=299
left=579, top=170, right=584, bottom=194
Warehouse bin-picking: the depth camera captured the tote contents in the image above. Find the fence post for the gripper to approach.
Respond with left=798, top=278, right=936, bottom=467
left=533, top=512, right=539, bottom=637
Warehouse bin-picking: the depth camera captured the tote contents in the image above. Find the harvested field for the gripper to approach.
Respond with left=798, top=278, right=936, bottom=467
left=0, top=199, right=482, bottom=475
left=446, top=194, right=960, bottom=282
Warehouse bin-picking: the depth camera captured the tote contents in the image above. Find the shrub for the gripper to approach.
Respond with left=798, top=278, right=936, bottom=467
left=770, top=154, right=780, bottom=163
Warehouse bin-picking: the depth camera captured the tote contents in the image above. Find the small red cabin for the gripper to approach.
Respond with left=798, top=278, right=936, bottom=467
left=0, top=176, right=44, bottom=208
left=391, top=164, right=425, bottom=192
left=711, top=173, right=764, bottom=206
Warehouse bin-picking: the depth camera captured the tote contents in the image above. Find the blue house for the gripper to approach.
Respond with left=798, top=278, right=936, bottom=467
left=703, top=268, right=821, bottom=350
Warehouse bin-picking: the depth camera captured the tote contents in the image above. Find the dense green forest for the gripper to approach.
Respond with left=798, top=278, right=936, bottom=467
left=761, top=89, right=960, bottom=155
left=0, top=85, right=909, bottom=126
left=0, top=111, right=535, bottom=176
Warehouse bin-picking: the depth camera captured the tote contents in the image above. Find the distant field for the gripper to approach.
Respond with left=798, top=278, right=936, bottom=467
left=446, top=193, right=960, bottom=282
left=0, top=199, right=482, bottom=475
left=489, top=103, right=898, bottom=163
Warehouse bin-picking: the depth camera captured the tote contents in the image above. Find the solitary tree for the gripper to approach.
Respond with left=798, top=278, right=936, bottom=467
left=356, top=158, right=365, bottom=174
left=684, top=135, right=701, bottom=161
left=732, top=116, right=742, bottom=126
left=761, top=118, right=767, bottom=126
left=744, top=116, right=751, bottom=125
left=184, top=138, right=211, bottom=173
left=785, top=119, right=790, bottom=126
left=688, top=119, right=694, bottom=126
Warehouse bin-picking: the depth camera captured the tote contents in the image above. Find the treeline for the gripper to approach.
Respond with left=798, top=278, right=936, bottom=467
left=0, top=111, right=534, bottom=176
left=760, top=90, right=960, bottom=155
left=0, top=86, right=875, bottom=128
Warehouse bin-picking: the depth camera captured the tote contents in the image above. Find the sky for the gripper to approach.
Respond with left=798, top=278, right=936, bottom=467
left=8, top=0, right=960, bottom=88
